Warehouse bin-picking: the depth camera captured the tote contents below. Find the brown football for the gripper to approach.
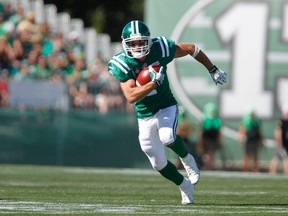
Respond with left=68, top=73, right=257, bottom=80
left=136, top=65, right=161, bottom=86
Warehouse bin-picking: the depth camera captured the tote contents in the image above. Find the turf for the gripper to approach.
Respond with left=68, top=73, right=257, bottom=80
left=0, top=164, right=288, bottom=215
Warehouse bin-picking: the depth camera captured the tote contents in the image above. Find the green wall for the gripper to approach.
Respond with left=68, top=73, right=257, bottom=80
left=0, top=109, right=149, bottom=168
left=0, top=109, right=275, bottom=170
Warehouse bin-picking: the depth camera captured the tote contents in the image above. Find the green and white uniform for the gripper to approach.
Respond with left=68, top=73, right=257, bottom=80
left=108, top=36, right=177, bottom=119
left=108, top=21, right=200, bottom=200
left=108, top=37, right=181, bottom=171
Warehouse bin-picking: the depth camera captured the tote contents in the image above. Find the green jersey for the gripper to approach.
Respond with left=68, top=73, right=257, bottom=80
left=108, top=36, right=177, bottom=119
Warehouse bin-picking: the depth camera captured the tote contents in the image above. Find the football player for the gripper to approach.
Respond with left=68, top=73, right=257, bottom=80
left=108, top=20, right=227, bottom=204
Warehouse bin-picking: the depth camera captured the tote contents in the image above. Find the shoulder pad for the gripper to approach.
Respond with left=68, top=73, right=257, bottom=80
left=108, top=53, right=132, bottom=81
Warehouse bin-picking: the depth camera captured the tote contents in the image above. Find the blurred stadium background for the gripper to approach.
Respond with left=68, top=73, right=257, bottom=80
left=0, top=0, right=287, bottom=172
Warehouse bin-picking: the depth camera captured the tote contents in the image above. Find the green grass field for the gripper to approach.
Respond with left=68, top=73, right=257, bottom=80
left=0, top=164, right=288, bottom=215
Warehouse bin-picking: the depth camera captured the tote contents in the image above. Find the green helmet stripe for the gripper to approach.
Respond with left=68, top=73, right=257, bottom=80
left=135, top=20, right=139, bottom=34
left=131, top=20, right=137, bottom=35
left=131, top=20, right=140, bottom=35
left=131, top=21, right=135, bottom=34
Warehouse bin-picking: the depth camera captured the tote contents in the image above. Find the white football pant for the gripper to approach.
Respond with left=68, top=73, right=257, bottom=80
left=138, top=105, right=178, bottom=171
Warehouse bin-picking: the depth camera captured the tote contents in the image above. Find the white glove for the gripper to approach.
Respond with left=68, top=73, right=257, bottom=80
left=209, top=65, right=227, bottom=85
left=150, top=66, right=165, bottom=86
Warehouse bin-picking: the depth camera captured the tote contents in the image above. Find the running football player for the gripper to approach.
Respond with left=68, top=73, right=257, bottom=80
left=108, top=20, right=227, bottom=204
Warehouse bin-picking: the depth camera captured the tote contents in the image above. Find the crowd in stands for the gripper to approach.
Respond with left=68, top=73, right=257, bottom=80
left=0, top=2, right=131, bottom=114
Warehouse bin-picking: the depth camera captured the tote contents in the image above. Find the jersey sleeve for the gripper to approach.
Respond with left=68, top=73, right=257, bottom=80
left=108, top=54, right=133, bottom=82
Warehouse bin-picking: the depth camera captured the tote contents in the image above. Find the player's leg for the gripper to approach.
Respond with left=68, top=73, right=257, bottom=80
left=252, top=153, right=259, bottom=172
left=283, top=158, right=288, bottom=174
left=172, top=135, right=200, bottom=184
left=279, top=149, right=288, bottom=174
left=242, top=143, right=250, bottom=172
left=138, top=116, right=194, bottom=204
left=203, top=150, right=214, bottom=170
left=242, top=153, right=249, bottom=172
left=157, top=105, right=200, bottom=184
left=269, top=156, right=279, bottom=174
left=158, top=161, right=195, bottom=204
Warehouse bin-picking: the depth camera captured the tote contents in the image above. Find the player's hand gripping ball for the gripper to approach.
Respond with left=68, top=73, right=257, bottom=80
left=136, top=65, right=164, bottom=86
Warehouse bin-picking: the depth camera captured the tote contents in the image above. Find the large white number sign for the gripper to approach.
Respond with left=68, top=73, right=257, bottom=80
left=169, top=0, right=288, bottom=142
left=217, top=2, right=273, bottom=118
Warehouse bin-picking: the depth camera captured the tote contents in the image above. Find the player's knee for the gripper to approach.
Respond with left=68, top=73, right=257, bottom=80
left=159, top=127, right=175, bottom=145
left=140, top=144, right=167, bottom=170
left=139, top=139, right=151, bottom=153
left=152, top=159, right=167, bottom=171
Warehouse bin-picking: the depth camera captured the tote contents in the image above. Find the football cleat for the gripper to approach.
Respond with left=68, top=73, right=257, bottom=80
left=179, top=178, right=194, bottom=205
left=180, top=154, right=200, bottom=185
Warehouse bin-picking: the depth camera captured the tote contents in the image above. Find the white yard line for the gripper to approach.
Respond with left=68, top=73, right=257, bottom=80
left=0, top=200, right=288, bottom=215
left=63, top=167, right=288, bottom=180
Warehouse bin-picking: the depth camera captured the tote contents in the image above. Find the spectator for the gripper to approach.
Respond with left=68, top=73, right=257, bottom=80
left=2, top=2, right=13, bottom=20
left=0, top=36, right=11, bottom=72
left=11, top=59, right=34, bottom=81
left=17, top=28, right=33, bottom=58
left=16, top=11, right=43, bottom=44
left=0, top=14, right=6, bottom=37
left=238, top=109, right=263, bottom=172
left=26, top=48, right=40, bottom=77
left=269, top=103, right=288, bottom=174
left=0, top=3, right=126, bottom=114
left=4, top=20, right=16, bottom=45
left=66, top=30, right=84, bottom=62
left=69, top=81, right=94, bottom=109
left=0, top=70, right=8, bottom=107
left=9, top=5, right=25, bottom=27
left=34, top=55, right=51, bottom=79
left=66, top=58, right=86, bottom=84
left=7, top=37, right=24, bottom=76
left=10, top=37, right=24, bottom=61
left=41, top=23, right=54, bottom=57
left=50, top=52, right=71, bottom=81
left=199, top=103, right=223, bottom=170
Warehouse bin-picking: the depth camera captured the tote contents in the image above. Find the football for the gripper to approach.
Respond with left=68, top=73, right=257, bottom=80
left=136, top=65, right=161, bottom=86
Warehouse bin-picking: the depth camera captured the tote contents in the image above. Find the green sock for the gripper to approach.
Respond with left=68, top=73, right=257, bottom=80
left=159, top=161, right=184, bottom=185
left=169, top=135, right=188, bottom=158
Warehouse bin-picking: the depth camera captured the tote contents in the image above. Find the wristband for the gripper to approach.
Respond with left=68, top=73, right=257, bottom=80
left=191, top=45, right=200, bottom=57
left=209, top=65, right=218, bottom=74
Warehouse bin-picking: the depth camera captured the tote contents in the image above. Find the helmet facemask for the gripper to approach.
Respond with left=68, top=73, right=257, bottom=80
left=122, top=36, right=152, bottom=58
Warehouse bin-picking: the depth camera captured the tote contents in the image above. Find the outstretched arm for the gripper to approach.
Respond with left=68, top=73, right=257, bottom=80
left=175, top=43, right=227, bottom=85
left=175, top=44, right=214, bottom=70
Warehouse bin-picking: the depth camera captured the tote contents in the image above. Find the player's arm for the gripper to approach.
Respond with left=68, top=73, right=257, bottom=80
left=274, top=122, right=283, bottom=149
left=175, top=44, right=214, bottom=70
left=175, top=43, right=227, bottom=85
left=120, top=79, right=157, bottom=103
